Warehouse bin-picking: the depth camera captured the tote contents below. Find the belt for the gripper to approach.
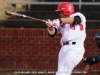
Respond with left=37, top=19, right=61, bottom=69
left=63, top=42, right=76, bottom=46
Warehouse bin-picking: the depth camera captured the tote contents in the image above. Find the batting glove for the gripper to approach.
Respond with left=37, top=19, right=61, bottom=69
left=52, top=19, right=60, bottom=27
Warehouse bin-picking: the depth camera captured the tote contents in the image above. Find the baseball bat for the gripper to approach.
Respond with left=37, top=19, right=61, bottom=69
left=5, top=10, right=47, bottom=23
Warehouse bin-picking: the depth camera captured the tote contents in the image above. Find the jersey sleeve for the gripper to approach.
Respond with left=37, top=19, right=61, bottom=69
left=71, top=12, right=86, bottom=28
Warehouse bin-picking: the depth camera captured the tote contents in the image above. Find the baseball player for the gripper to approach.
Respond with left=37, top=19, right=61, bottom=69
left=82, top=32, right=100, bottom=75
left=45, top=2, right=86, bottom=75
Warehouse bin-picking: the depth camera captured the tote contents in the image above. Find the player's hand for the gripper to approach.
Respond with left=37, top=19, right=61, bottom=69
left=52, top=19, right=60, bottom=27
left=46, top=19, right=53, bottom=27
left=85, top=65, right=91, bottom=75
left=46, top=19, right=60, bottom=28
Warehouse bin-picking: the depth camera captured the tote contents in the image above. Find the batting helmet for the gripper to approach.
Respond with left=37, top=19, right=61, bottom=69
left=94, top=32, right=100, bottom=49
left=55, top=2, right=75, bottom=16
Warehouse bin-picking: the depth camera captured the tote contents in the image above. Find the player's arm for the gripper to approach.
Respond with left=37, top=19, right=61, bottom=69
left=82, top=59, right=93, bottom=75
left=47, top=27, right=57, bottom=38
left=85, top=64, right=92, bottom=75
left=60, top=15, right=81, bottom=26
left=82, top=55, right=100, bottom=64
left=60, top=12, right=86, bottom=27
left=46, top=19, right=59, bottom=38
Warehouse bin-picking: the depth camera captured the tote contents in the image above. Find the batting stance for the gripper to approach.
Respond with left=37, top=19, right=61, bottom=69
left=82, top=32, right=100, bottom=75
left=45, top=2, right=86, bottom=75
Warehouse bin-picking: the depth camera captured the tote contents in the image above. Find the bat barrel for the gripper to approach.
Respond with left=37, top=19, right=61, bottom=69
left=5, top=10, right=47, bottom=23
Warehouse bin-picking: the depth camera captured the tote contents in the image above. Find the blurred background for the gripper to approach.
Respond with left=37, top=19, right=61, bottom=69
left=0, top=0, right=100, bottom=75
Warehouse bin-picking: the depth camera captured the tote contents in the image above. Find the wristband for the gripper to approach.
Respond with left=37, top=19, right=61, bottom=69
left=48, top=26, right=52, bottom=28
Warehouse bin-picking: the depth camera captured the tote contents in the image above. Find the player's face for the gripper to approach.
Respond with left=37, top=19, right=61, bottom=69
left=58, top=11, right=69, bottom=18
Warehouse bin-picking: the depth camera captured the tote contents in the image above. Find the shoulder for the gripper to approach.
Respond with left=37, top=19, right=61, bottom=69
left=71, top=12, right=86, bottom=22
left=72, top=12, right=85, bottom=17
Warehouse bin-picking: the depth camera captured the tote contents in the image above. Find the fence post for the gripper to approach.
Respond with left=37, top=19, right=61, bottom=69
left=28, top=0, right=31, bottom=11
left=79, top=0, right=82, bottom=11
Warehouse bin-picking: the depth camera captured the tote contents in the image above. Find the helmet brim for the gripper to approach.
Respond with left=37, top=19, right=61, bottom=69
left=54, top=9, right=59, bottom=12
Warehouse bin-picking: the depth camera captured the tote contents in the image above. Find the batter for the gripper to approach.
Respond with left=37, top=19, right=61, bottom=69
left=45, top=2, right=86, bottom=75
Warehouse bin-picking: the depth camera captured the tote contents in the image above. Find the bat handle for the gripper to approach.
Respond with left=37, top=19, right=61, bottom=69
left=42, top=20, right=47, bottom=23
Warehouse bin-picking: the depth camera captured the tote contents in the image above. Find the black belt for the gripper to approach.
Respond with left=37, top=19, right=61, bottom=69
left=63, top=42, right=76, bottom=45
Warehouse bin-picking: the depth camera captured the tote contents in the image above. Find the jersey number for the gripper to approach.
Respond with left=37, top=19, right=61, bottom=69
left=70, top=23, right=83, bottom=30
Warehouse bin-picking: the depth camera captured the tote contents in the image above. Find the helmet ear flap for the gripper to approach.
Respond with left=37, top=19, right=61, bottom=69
left=63, top=10, right=70, bottom=16
left=95, top=33, right=100, bottom=41
left=94, top=32, right=100, bottom=49
left=63, top=10, right=68, bottom=16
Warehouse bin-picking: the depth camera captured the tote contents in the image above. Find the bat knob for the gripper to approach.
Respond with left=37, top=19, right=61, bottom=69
left=5, top=11, right=9, bottom=15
